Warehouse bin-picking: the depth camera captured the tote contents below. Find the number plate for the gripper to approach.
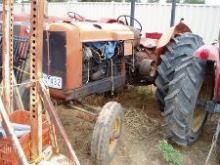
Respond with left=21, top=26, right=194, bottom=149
left=43, top=73, right=63, bottom=89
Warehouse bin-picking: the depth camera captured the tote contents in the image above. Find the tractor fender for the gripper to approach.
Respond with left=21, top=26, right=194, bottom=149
left=193, top=45, right=220, bottom=100
left=155, top=21, right=192, bottom=63
left=156, top=21, right=192, bottom=49
left=156, top=26, right=175, bottom=49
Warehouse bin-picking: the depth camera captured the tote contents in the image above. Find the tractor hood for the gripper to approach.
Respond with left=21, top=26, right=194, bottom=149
left=46, top=22, right=135, bottom=42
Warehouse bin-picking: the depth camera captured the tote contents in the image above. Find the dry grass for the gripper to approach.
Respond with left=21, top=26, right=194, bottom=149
left=58, top=85, right=220, bottom=165
left=83, top=85, right=157, bottom=108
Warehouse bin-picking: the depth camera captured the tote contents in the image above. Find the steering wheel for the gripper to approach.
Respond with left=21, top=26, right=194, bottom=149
left=116, top=15, right=142, bottom=32
left=67, top=11, right=85, bottom=21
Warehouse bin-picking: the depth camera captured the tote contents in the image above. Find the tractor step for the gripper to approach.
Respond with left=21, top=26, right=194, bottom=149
left=205, top=101, right=220, bottom=113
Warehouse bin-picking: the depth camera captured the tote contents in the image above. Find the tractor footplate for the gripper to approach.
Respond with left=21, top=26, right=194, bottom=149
left=205, top=101, right=220, bottom=113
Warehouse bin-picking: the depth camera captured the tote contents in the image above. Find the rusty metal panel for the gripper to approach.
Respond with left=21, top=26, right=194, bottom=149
left=47, top=23, right=82, bottom=90
left=124, top=40, right=133, bottom=56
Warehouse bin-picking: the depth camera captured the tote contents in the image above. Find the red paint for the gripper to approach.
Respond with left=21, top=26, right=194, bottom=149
left=194, top=44, right=220, bottom=101
left=145, top=32, right=162, bottom=39
left=199, top=50, right=209, bottom=59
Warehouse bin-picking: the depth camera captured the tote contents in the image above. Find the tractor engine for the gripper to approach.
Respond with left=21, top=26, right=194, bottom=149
left=82, top=41, right=124, bottom=84
left=125, top=48, right=157, bottom=85
left=42, top=22, right=134, bottom=100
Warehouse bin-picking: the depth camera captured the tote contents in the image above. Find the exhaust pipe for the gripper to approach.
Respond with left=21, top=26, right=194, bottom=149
left=138, top=59, right=156, bottom=77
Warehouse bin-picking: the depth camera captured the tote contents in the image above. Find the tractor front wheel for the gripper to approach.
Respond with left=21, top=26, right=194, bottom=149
left=91, top=101, right=123, bottom=165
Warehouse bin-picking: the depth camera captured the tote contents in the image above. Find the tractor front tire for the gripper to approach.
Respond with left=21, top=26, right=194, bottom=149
left=155, top=33, right=204, bottom=110
left=91, top=101, right=123, bottom=165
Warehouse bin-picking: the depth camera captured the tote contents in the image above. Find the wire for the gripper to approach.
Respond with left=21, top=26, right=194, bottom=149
left=13, top=66, right=30, bottom=76
left=0, top=78, right=42, bottom=89
left=0, top=65, right=30, bottom=76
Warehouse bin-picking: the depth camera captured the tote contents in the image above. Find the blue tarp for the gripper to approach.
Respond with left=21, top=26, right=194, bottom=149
left=86, top=41, right=117, bottom=60
left=0, top=123, right=31, bottom=138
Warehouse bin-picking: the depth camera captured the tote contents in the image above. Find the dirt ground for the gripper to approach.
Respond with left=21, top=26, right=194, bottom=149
left=58, top=86, right=220, bottom=165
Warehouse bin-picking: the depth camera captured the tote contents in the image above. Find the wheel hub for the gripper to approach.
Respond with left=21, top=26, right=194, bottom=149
left=108, top=117, right=120, bottom=154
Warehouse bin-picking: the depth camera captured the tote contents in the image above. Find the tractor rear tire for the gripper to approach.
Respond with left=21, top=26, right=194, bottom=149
left=164, top=56, right=212, bottom=146
left=155, top=33, right=204, bottom=110
left=91, top=101, right=123, bottom=165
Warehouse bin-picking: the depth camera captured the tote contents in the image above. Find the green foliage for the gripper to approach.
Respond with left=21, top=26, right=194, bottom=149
left=158, top=140, right=183, bottom=165
left=184, top=0, right=205, bottom=4
left=148, top=0, right=159, bottom=2
left=166, top=0, right=204, bottom=3
left=166, top=0, right=180, bottom=3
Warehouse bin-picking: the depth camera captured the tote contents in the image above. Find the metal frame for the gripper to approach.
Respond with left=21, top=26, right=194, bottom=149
left=170, top=0, right=177, bottom=27
left=65, top=74, right=126, bottom=101
left=1, top=1, right=28, bottom=164
left=39, top=80, right=80, bottom=164
left=29, top=1, right=80, bottom=164
left=130, top=0, right=135, bottom=26
left=2, top=0, right=14, bottom=114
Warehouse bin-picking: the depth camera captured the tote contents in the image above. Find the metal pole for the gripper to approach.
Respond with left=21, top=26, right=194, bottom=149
left=29, top=0, right=44, bottom=159
left=218, top=30, right=220, bottom=49
left=21, top=0, right=25, bottom=12
left=2, top=0, right=14, bottom=114
left=39, top=81, right=80, bottom=165
left=130, top=0, right=135, bottom=26
left=170, top=0, right=176, bottom=27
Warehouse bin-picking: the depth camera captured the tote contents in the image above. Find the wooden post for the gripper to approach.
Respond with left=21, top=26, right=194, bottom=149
left=29, top=0, right=44, bottom=159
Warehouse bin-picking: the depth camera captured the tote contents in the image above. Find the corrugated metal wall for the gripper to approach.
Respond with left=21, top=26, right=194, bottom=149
left=12, top=2, right=220, bottom=43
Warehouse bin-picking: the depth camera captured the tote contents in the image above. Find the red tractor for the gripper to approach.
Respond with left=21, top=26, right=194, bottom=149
left=0, top=9, right=208, bottom=163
